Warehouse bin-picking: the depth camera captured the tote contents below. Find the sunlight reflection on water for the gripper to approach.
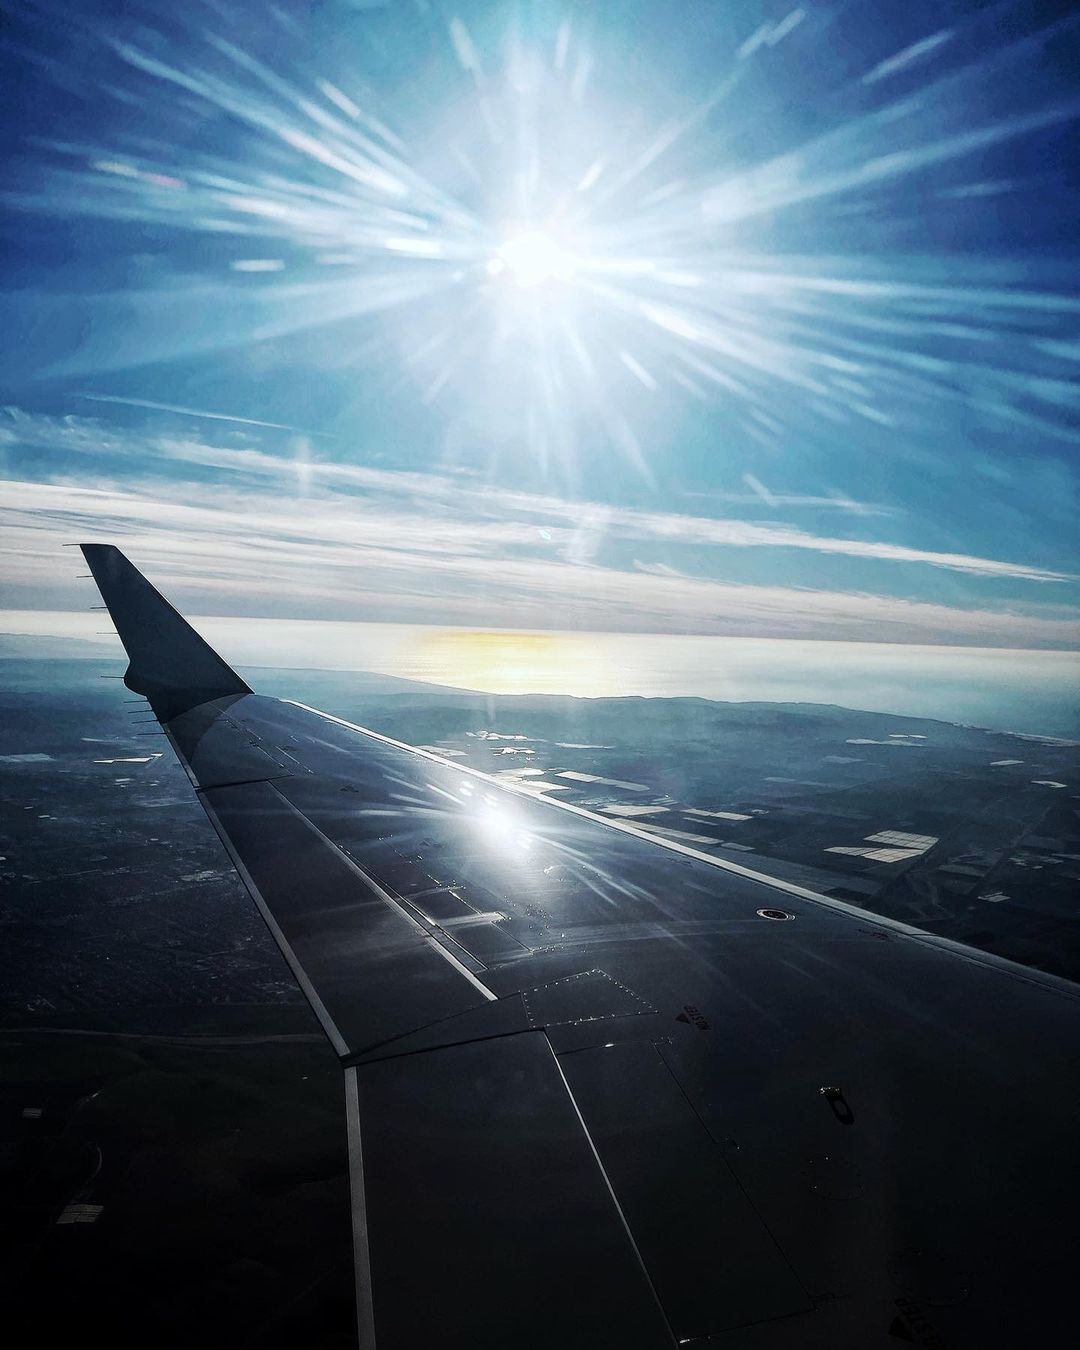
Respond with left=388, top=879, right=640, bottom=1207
left=392, top=628, right=1078, bottom=736
left=9, top=609, right=1079, bottom=737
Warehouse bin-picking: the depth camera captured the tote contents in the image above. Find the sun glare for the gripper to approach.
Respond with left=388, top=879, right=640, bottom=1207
left=490, top=229, right=574, bottom=288
left=405, top=629, right=614, bottom=696
left=27, top=6, right=1075, bottom=482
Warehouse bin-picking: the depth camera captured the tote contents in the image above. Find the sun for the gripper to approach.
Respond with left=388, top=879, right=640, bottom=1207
left=489, top=228, right=575, bottom=288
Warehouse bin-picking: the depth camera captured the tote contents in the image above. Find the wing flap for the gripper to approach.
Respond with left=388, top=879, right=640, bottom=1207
left=201, top=779, right=492, bottom=1056
left=351, top=1031, right=675, bottom=1349
left=559, top=1040, right=811, bottom=1340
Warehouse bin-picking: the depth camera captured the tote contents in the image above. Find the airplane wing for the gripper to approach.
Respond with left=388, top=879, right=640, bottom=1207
left=81, top=543, right=1080, bottom=1349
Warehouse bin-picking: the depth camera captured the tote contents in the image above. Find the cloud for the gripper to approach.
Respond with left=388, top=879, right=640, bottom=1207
left=3, top=408, right=1072, bottom=583
left=1, top=476, right=1078, bottom=650
left=0, top=408, right=1077, bottom=650
left=607, top=505, right=1072, bottom=582
left=76, top=393, right=320, bottom=434
left=862, top=30, right=953, bottom=87
left=633, top=560, right=688, bottom=579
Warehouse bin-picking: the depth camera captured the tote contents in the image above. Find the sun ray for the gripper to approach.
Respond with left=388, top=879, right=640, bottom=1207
left=3, top=1, right=1078, bottom=482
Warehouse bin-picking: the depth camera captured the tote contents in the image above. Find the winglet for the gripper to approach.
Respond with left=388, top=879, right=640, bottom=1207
left=80, top=544, right=251, bottom=719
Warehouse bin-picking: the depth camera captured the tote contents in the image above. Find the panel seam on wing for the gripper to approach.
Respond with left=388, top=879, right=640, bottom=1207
left=264, top=780, right=499, bottom=1008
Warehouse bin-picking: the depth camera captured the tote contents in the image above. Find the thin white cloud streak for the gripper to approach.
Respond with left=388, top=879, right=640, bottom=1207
left=689, top=486, right=891, bottom=515
left=0, top=479, right=558, bottom=559
left=862, top=31, right=954, bottom=87
left=1, top=477, right=1078, bottom=650
left=76, top=394, right=324, bottom=434
left=601, top=505, right=1072, bottom=581
left=2, top=409, right=1070, bottom=584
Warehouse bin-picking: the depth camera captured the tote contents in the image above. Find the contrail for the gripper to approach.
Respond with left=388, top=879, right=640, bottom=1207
left=77, top=393, right=328, bottom=436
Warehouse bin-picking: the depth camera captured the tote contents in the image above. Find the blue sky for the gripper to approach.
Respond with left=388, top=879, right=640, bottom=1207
left=1, top=0, right=1078, bottom=650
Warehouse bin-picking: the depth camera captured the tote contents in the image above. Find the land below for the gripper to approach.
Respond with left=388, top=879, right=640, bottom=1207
left=1, top=657, right=1076, bottom=1345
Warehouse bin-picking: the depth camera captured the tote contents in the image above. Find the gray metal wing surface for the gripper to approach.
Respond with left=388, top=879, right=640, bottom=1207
left=81, top=543, right=1080, bottom=1349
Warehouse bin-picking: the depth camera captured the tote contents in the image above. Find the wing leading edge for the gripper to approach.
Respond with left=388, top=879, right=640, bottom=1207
left=82, top=544, right=1080, bottom=1349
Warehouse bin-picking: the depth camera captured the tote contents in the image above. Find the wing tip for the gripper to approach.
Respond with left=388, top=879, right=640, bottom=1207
left=80, top=542, right=252, bottom=718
